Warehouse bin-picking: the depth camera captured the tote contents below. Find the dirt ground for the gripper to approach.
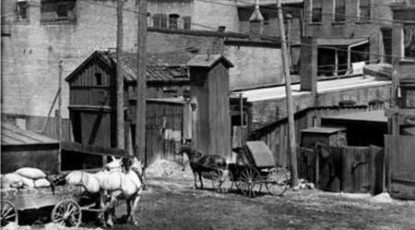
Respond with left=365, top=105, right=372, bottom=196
left=7, top=160, right=415, bottom=230
left=108, top=177, right=415, bottom=230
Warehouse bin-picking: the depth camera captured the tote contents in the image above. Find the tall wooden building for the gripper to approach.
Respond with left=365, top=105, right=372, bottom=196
left=187, top=54, right=234, bottom=159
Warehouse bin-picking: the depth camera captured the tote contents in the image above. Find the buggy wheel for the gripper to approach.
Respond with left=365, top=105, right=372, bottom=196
left=51, top=199, right=82, bottom=227
left=236, top=167, right=261, bottom=197
left=1, top=200, right=18, bottom=227
left=266, top=168, right=290, bottom=196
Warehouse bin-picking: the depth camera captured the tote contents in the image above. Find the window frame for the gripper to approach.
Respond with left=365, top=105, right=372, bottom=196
left=311, top=0, right=323, bottom=23
left=334, top=0, right=346, bottom=22
left=358, top=0, right=371, bottom=22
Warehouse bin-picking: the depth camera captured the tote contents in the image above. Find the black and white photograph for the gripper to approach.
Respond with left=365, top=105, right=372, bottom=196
left=1, top=0, right=415, bottom=229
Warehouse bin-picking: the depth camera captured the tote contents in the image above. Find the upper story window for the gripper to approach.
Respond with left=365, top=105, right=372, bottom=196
left=169, top=14, right=180, bottom=29
left=183, top=16, right=191, bottom=30
left=311, top=0, right=323, bottom=23
left=40, top=0, right=76, bottom=23
left=359, top=0, right=371, bottom=22
left=16, top=0, right=28, bottom=21
left=95, top=73, right=102, bottom=86
left=404, top=25, right=415, bottom=59
left=151, top=13, right=191, bottom=30
left=153, top=13, right=168, bottom=28
left=334, top=0, right=346, bottom=22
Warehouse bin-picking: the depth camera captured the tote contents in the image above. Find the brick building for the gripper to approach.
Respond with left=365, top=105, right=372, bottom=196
left=303, top=0, right=395, bottom=75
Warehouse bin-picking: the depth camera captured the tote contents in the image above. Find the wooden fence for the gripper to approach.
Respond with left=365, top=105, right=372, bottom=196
left=250, top=105, right=369, bottom=168
left=298, top=144, right=384, bottom=194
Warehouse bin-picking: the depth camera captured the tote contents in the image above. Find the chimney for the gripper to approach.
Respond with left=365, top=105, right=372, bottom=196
left=300, top=37, right=317, bottom=94
left=249, top=0, right=264, bottom=38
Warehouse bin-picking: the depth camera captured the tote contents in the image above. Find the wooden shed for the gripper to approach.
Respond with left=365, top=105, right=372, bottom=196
left=65, top=51, right=191, bottom=151
left=1, top=123, right=60, bottom=174
left=187, top=54, right=234, bottom=158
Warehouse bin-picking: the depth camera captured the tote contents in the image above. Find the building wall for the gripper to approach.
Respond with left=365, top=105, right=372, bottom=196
left=303, top=0, right=394, bottom=62
left=224, top=45, right=284, bottom=90
left=1, top=0, right=139, bottom=118
left=250, top=84, right=391, bottom=128
left=192, top=0, right=239, bottom=32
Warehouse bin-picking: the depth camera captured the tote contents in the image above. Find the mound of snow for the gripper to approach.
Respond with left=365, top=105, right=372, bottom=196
left=370, top=192, right=393, bottom=203
left=145, top=159, right=193, bottom=178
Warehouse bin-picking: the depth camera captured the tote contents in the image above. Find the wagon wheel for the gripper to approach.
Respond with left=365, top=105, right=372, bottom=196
left=266, top=168, right=290, bottom=196
left=51, top=199, right=82, bottom=227
left=1, top=200, right=18, bottom=227
left=236, top=167, right=261, bottom=197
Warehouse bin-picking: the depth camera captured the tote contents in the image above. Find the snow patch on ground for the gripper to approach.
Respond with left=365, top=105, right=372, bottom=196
left=145, top=159, right=193, bottom=179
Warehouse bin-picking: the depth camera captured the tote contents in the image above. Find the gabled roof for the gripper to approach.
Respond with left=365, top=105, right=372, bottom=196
left=66, top=50, right=194, bottom=84
left=187, top=54, right=234, bottom=68
left=2, top=123, right=59, bottom=146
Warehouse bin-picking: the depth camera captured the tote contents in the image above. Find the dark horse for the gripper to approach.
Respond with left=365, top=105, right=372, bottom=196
left=178, top=145, right=227, bottom=189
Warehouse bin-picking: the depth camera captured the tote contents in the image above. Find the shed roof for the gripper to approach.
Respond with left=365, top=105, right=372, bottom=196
left=1, top=123, right=59, bottom=146
left=187, top=54, right=234, bottom=68
left=323, top=110, right=388, bottom=124
left=66, top=50, right=193, bottom=83
left=301, top=127, right=346, bottom=134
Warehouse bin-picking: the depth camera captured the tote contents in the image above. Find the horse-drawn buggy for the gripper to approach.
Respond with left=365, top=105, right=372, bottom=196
left=179, top=141, right=290, bottom=198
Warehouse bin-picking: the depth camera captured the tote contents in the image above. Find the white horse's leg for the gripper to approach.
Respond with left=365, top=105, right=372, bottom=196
left=98, top=191, right=108, bottom=227
left=106, top=195, right=117, bottom=227
left=131, top=194, right=141, bottom=226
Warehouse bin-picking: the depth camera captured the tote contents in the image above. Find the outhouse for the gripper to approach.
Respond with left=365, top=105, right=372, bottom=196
left=300, top=127, right=347, bottom=148
left=187, top=54, right=234, bottom=158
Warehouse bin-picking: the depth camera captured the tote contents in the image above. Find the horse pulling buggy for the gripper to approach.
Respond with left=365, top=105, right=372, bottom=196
left=1, top=183, right=101, bottom=228
left=179, top=141, right=290, bottom=198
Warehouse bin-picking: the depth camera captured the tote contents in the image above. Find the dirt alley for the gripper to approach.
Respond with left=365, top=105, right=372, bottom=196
left=109, top=176, right=415, bottom=230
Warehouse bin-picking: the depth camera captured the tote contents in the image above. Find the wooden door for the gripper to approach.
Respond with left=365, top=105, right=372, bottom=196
left=385, top=135, right=415, bottom=199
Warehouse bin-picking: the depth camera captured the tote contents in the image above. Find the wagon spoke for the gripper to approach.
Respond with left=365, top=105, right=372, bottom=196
left=3, top=214, right=16, bottom=220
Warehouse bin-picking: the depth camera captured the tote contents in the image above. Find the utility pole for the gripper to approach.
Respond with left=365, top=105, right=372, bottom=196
left=136, top=0, right=147, bottom=162
left=116, top=0, right=125, bottom=150
left=58, top=60, right=63, bottom=171
left=276, top=0, right=298, bottom=187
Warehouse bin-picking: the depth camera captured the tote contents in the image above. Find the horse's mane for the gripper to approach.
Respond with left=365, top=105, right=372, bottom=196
left=179, top=145, right=203, bottom=158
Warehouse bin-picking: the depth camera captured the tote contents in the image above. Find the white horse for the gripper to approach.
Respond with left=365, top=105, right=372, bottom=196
left=65, top=157, right=144, bottom=227
left=101, top=157, right=144, bottom=226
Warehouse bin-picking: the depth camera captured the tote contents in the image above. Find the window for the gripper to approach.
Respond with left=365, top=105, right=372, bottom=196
left=263, top=12, right=270, bottom=25
left=95, top=73, right=102, bottom=86
left=40, top=0, right=76, bottom=23
left=311, top=0, right=323, bottom=23
left=16, top=0, right=28, bottom=21
left=153, top=13, right=168, bottom=28
left=183, top=16, right=191, bottom=30
left=359, top=0, right=371, bottom=22
left=334, top=0, right=345, bottom=22
left=404, top=25, right=415, bottom=59
left=169, top=14, right=179, bottom=29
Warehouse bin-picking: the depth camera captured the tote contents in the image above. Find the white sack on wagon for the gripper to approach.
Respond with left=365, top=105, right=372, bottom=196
left=1, top=173, right=24, bottom=188
left=34, top=178, right=51, bottom=188
left=15, top=167, right=47, bottom=180
left=21, top=176, right=35, bottom=188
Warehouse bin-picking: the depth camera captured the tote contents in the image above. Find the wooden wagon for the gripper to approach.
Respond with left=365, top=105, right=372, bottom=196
left=227, top=141, right=290, bottom=197
left=1, top=183, right=107, bottom=227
